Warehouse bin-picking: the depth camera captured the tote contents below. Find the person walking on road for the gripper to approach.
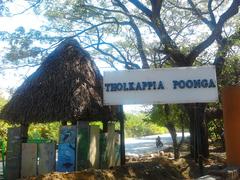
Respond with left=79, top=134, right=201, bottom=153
left=156, top=136, right=163, bottom=148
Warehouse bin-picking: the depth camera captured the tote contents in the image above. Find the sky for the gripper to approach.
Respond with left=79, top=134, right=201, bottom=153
left=0, top=2, right=148, bottom=113
left=0, top=2, right=43, bottom=97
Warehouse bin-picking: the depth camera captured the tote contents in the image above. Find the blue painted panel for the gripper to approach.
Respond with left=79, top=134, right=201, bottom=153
left=57, top=143, right=75, bottom=172
left=57, top=126, right=77, bottom=172
left=59, top=126, right=77, bottom=144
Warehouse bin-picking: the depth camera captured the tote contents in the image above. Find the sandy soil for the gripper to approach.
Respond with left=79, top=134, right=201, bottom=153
left=24, top=145, right=227, bottom=180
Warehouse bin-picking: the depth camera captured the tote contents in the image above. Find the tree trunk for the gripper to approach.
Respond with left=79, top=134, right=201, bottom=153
left=177, top=114, right=185, bottom=152
left=165, top=122, right=179, bottom=159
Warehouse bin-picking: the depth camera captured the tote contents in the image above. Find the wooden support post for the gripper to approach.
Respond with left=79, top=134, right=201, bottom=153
left=195, top=104, right=204, bottom=176
left=119, top=106, right=126, bottom=166
left=21, top=123, right=29, bottom=143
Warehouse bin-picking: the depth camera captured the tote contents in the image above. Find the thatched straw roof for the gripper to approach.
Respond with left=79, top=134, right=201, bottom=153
left=1, top=39, right=120, bottom=124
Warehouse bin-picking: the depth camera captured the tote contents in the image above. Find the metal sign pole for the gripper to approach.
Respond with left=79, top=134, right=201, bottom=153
left=119, top=106, right=126, bottom=166
left=195, top=103, right=204, bottom=176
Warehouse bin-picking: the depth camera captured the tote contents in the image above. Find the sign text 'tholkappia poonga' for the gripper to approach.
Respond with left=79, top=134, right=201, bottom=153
left=104, top=79, right=216, bottom=92
left=103, top=66, right=218, bottom=105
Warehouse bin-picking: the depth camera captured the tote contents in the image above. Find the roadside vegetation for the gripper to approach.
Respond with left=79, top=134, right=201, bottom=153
left=124, top=113, right=168, bottom=138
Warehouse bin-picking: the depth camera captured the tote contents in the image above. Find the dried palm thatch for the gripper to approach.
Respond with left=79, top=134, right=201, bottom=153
left=1, top=39, right=120, bottom=124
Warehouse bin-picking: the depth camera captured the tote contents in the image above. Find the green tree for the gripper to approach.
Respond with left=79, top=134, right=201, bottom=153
left=28, top=122, right=60, bottom=142
left=146, top=104, right=188, bottom=159
left=125, top=113, right=167, bottom=138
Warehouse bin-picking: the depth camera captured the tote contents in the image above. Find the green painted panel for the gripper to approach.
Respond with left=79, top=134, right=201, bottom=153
left=99, top=132, right=107, bottom=169
left=21, top=143, right=37, bottom=178
left=6, top=127, right=21, bottom=180
left=76, top=122, right=90, bottom=170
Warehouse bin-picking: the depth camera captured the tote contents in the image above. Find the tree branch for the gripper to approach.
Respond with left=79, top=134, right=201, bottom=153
left=186, top=0, right=240, bottom=64
left=7, top=0, right=42, bottom=17
left=150, top=0, right=163, bottom=18
left=80, top=4, right=152, bottom=26
left=129, top=0, right=152, bottom=17
left=85, top=41, right=140, bottom=69
left=113, top=0, right=149, bottom=68
left=208, top=0, right=217, bottom=27
left=187, top=0, right=214, bottom=29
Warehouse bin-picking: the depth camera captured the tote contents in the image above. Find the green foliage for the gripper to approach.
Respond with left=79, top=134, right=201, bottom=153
left=0, top=97, right=6, bottom=109
left=146, top=104, right=188, bottom=130
left=124, top=113, right=167, bottom=138
left=219, top=55, right=240, bottom=87
left=89, top=121, right=103, bottom=129
left=0, top=97, right=12, bottom=147
left=208, top=118, right=224, bottom=142
left=28, top=122, right=61, bottom=142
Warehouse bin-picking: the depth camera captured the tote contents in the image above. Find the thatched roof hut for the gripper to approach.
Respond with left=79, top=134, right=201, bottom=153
left=1, top=39, right=120, bottom=124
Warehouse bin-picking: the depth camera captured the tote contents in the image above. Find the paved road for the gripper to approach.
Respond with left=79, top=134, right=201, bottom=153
left=0, top=161, right=3, bottom=180
left=125, top=133, right=190, bottom=155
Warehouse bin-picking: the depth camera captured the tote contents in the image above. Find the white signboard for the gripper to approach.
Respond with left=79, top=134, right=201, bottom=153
left=103, top=66, right=218, bottom=105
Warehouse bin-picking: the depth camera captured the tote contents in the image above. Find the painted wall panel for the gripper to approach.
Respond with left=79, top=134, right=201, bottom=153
left=88, top=126, right=100, bottom=168
left=57, top=126, right=77, bottom=172
left=76, top=122, right=89, bottom=170
left=6, top=127, right=21, bottom=180
left=38, top=143, right=56, bottom=174
left=21, top=143, right=37, bottom=177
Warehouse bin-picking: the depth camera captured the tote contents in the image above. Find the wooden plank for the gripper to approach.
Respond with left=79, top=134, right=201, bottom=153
left=57, top=143, right=75, bottom=172
left=57, top=125, right=77, bottom=172
left=38, top=143, right=56, bottom=175
left=88, top=125, right=100, bottom=168
left=76, top=121, right=90, bottom=170
left=106, top=122, right=115, bottom=167
left=6, top=127, right=21, bottom=180
left=21, top=143, right=37, bottom=177
left=114, top=132, right=121, bottom=166
left=59, top=125, right=77, bottom=144
left=99, top=132, right=107, bottom=169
